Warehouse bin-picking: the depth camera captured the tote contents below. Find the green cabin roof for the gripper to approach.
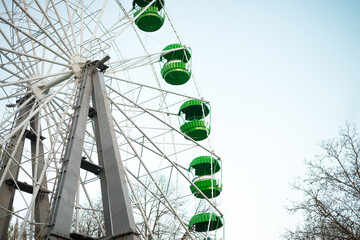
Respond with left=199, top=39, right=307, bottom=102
left=162, top=44, right=191, bottom=63
left=179, top=99, right=210, bottom=121
left=189, top=156, right=221, bottom=176
left=133, top=0, right=164, bottom=10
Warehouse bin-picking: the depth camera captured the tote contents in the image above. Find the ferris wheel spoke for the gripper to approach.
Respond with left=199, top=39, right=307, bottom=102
left=0, top=49, right=31, bottom=79
left=0, top=47, right=69, bottom=68
left=41, top=105, right=64, bottom=173
left=12, top=0, right=71, bottom=59
left=0, top=78, right=71, bottom=146
left=40, top=35, right=48, bottom=76
left=24, top=7, right=44, bottom=77
left=0, top=17, right=65, bottom=65
left=48, top=0, right=77, bottom=55
left=0, top=34, right=34, bottom=78
left=0, top=100, right=37, bottom=191
left=88, top=3, right=151, bottom=62
left=50, top=99, right=88, bottom=148
left=107, top=47, right=189, bottom=73
left=48, top=98, right=97, bottom=153
left=0, top=70, right=72, bottom=88
left=108, top=56, right=159, bottom=72
left=105, top=77, right=200, bottom=101
left=1, top=147, right=39, bottom=197
left=110, top=116, right=195, bottom=240
left=107, top=84, right=215, bottom=157
left=0, top=90, right=32, bottom=101
left=47, top=102, right=71, bottom=143
left=64, top=0, right=81, bottom=55
left=80, top=0, right=84, bottom=55
left=85, top=12, right=131, bottom=57
left=109, top=96, right=223, bottom=216
left=117, top=133, right=192, bottom=176
left=33, top=0, right=73, bottom=56
left=47, top=96, right=75, bottom=130
left=0, top=68, right=28, bottom=87
left=17, top=137, right=66, bottom=238
left=24, top=0, right=54, bottom=77
left=1, top=2, right=37, bottom=77
left=112, top=102, right=177, bottom=116
left=0, top=95, right=35, bottom=131
left=83, top=0, right=108, bottom=56
left=126, top=135, right=191, bottom=171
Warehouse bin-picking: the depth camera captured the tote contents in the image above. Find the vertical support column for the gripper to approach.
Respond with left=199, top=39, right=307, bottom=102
left=92, top=71, right=139, bottom=239
left=0, top=97, right=32, bottom=240
left=30, top=112, right=50, bottom=239
left=46, top=66, right=92, bottom=239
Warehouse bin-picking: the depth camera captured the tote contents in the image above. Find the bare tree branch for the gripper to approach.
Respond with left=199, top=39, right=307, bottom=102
left=285, top=124, right=360, bottom=240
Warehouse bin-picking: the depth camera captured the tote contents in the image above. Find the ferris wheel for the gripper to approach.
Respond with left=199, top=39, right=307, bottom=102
left=0, top=1, right=224, bottom=239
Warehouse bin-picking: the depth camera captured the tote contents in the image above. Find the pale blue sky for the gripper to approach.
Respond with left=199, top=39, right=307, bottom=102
left=1, top=1, right=358, bottom=239
left=168, top=1, right=360, bottom=239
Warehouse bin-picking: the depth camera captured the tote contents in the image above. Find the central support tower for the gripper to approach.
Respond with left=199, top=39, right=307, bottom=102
left=47, top=62, right=139, bottom=240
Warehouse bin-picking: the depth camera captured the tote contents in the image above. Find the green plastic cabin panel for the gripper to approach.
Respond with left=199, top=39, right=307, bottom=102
left=179, top=100, right=210, bottom=121
left=190, top=179, right=222, bottom=198
left=133, top=0, right=165, bottom=10
left=161, top=61, right=191, bottom=85
left=162, top=44, right=191, bottom=63
left=180, top=120, right=210, bottom=141
left=189, top=156, right=221, bottom=176
left=134, top=6, right=165, bottom=32
left=189, top=213, right=223, bottom=232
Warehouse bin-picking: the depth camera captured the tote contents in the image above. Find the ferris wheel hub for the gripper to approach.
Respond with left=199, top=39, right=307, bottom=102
left=69, top=54, right=86, bottom=80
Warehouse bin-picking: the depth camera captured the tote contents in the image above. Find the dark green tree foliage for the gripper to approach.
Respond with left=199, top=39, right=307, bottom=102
left=285, top=124, right=360, bottom=239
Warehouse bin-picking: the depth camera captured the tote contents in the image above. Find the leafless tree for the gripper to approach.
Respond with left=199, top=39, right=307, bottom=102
left=6, top=219, right=18, bottom=240
left=131, top=175, right=189, bottom=239
left=7, top=219, right=29, bottom=240
left=6, top=175, right=214, bottom=239
left=72, top=199, right=104, bottom=238
left=284, top=124, right=360, bottom=239
left=71, top=175, right=204, bottom=239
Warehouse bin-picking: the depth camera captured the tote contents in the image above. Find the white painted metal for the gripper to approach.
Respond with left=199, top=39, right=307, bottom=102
left=0, top=1, right=223, bottom=239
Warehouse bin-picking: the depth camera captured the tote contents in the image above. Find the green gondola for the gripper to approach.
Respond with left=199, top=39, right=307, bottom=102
left=189, top=213, right=223, bottom=232
left=134, top=6, right=165, bottom=32
left=160, top=44, right=192, bottom=85
left=189, top=156, right=222, bottom=198
left=179, top=100, right=210, bottom=141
